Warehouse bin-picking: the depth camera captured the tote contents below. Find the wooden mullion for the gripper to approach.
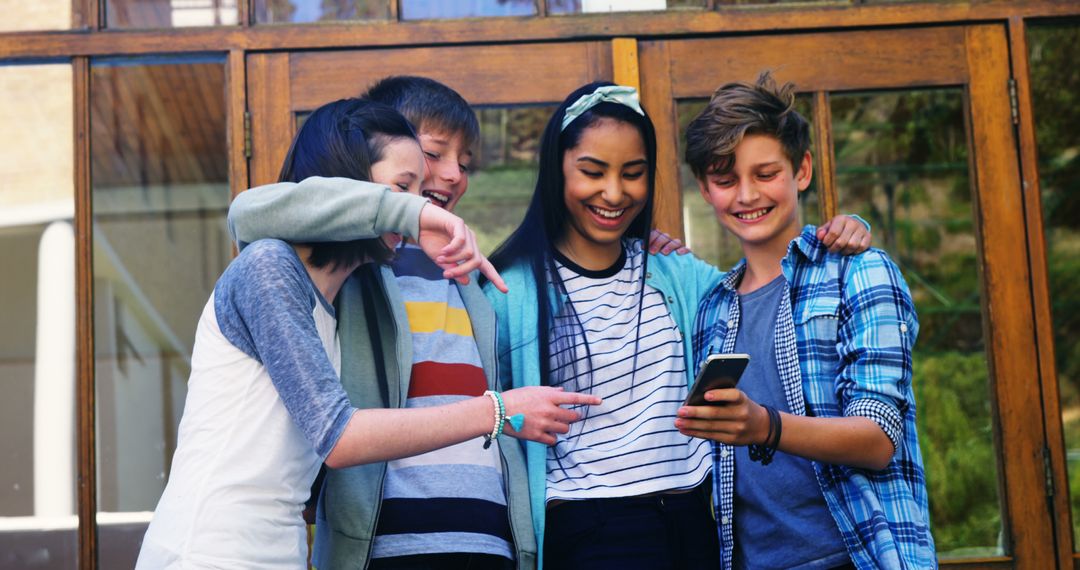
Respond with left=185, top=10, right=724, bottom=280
left=239, top=0, right=251, bottom=27
left=811, top=90, right=838, bottom=221
left=71, top=0, right=101, bottom=30
left=389, top=0, right=400, bottom=22
left=246, top=52, right=292, bottom=186
left=637, top=39, right=683, bottom=239
left=227, top=49, right=249, bottom=197
left=1007, top=15, right=1074, bottom=565
left=535, top=0, right=547, bottom=18
left=73, top=54, right=99, bottom=570
left=7, top=1, right=1080, bottom=61
left=611, top=37, right=639, bottom=92
left=587, top=41, right=614, bottom=82
left=71, top=0, right=86, bottom=30
left=965, top=23, right=1057, bottom=568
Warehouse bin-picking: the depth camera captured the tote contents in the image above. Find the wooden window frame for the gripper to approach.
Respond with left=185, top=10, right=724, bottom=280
left=638, top=22, right=1067, bottom=569
left=2, top=2, right=1074, bottom=569
left=0, top=1, right=1072, bottom=59
left=1007, top=16, right=1074, bottom=568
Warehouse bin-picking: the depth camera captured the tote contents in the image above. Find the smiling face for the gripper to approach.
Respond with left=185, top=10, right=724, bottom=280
left=416, top=129, right=472, bottom=212
left=370, top=136, right=425, bottom=250
left=697, top=133, right=812, bottom=256
left=558, top=117, right=649, bottom=267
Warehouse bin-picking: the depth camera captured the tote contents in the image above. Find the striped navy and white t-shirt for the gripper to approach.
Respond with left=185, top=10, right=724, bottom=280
left=545, top=239, right=712, bottom=501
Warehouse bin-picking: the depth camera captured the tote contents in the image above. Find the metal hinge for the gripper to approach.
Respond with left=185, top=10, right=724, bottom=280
left=243, top=110, right=252, bottom=159
left=1044, top=446, right=1055, bottom=498
left=1008, top=78, right=1019, bottom=125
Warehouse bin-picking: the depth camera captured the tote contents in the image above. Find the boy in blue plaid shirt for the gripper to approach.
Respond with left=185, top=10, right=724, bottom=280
left=674, top=72, right=936, bottom=569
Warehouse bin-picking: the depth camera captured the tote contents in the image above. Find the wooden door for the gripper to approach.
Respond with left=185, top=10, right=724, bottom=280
left=245, top=42, right=613, bottom=185
left=639, top=24, right=1062, bottom=569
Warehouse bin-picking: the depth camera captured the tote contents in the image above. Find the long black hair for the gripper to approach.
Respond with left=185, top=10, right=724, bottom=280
left=278, top=97, right=418, bottom=269
left=488, top=81, right=658, bottom=395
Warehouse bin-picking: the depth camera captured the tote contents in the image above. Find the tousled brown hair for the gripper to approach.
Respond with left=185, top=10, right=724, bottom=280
left=684, top=71, right=810, bottom=180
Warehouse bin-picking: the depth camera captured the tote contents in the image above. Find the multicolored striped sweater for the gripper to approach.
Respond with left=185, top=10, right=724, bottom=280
left=371, top=244, right=512, bottom=561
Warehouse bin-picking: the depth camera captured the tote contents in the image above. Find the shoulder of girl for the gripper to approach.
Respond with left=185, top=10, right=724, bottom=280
left=220, top=239, right=307, bottom=299
left=237, top=238, right=294, bottom=262
left=647, top=245, right=702, bottom=272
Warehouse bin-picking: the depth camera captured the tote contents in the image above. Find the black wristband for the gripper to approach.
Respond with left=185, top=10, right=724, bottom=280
left=748, top=404, right=780, bottom=465
left=769, top=408, right=783, bottom=449
left=763, top=407, right=780, bottom=465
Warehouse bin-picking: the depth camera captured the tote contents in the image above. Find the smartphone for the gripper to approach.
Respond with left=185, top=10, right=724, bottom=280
left=684, top=353, right=750, bottom=406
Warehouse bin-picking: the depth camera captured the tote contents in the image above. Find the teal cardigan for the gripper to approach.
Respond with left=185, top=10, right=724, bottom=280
left=483, top=244, right=724, bottom=567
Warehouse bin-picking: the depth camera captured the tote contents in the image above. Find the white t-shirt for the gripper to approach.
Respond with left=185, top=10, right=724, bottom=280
left=545, top=240, right=711, bottom=501
left=136, top=240, right=352, bottom=570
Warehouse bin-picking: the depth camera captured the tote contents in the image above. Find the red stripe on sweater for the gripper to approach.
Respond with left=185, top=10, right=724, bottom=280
left=408, top=361, right=488, bottom=398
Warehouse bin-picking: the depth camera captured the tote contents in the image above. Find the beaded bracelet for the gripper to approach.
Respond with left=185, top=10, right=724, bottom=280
left=483, top=390, right=505, bottom=449
left=481, top=390, right=527, bottom=449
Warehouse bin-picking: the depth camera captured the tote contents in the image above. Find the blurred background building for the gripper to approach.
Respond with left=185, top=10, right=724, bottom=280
left=0, top=1, right=1076, bottom=568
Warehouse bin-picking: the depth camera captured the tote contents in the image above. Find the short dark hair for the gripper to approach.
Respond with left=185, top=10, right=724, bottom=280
left=684, top=71, right=811, bottom=180
left=363, top=75, right=479, bottom=147
left=277, top=98, right=417, bottom=270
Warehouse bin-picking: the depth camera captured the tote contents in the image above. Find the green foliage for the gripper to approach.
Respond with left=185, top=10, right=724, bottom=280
left=913, top=351, right=1000, bottom=555
left=1029, top=25, right=1080, bottom=233
left=829, top=89, right=1005, bottom=554
left=1029, top=22, right=1080, bottom=543
left=1047, top=241, right=1080, bottom=398
left=454, top=166, right=535, bottom=255
left=1066, top=411, right=1080, bottom=546
left=461, top=106, right=554, bottom=255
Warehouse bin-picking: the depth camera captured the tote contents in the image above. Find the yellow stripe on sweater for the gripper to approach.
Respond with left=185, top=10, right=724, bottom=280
left=404, top=302, right=474, bottom=337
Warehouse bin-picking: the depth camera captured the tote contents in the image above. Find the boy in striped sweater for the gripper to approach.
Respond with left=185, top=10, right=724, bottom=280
left=363, top=76, right=520, bottom=569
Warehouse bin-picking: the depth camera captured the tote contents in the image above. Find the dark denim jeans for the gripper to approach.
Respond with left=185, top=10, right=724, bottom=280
left=543, top=483, right=719, bottom=570
left=368, top=553, right=513, bottom=570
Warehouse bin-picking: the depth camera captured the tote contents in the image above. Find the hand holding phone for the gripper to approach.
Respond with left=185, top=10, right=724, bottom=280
left=684, top=353, right=749, bottom=406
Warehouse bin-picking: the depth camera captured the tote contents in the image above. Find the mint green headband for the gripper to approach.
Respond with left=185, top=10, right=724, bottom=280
left=560, top=85, right=645, bottom=131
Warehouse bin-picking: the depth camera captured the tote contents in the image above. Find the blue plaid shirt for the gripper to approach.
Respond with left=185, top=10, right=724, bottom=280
left=693, top=226, right=936, bottom=570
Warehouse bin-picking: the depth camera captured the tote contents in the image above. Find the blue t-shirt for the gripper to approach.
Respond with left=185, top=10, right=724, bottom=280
left=732, top=275, right=850, bottom=570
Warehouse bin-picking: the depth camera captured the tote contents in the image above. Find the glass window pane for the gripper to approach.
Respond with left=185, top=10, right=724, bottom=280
left=402, top=0, right=536, bottom=20
left=254, top=0, right=391, bottom=24
left=457, top=105, right=555, bottom=254
left=549, top=0, right=704, bottom=14
left=106, top=0, right=238, bottom=29
left=0, top=62, right=76, bottom=567
left=90, top=55, right=230, bottom=566
left=676, top=95, right=820, bottom=271
left=0, top=0, right=71, bottom=31
left=1028, top=21, right=1080, bottom=550
left=832, top=89, right=1002, bottom=558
